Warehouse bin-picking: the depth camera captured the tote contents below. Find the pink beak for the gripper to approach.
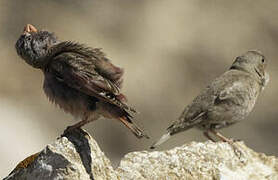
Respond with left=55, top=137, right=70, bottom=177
left=23, top=24, right=37, bottom=34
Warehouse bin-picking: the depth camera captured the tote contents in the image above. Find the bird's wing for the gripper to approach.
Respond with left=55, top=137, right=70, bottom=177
left=47, top=49, right=135, bottom=113
left=211, top=71, right=248, bottom=107
left=46, top=41, right=124, bottom=89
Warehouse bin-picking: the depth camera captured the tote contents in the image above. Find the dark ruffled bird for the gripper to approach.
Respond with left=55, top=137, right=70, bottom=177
left=151, top=51, right=269, bottom=149
left=15, top=24, right=148, bottom=139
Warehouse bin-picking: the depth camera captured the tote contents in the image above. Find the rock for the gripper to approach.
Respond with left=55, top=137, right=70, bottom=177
left=4, top=129, right=278, bottom=180
left=4, top=129, right=118, bottom=180
left=117, top=142, right=278, bottom=180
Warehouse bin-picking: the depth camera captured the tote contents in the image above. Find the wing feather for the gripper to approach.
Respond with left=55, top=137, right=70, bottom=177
left=47, top=45, right=136, bottom=113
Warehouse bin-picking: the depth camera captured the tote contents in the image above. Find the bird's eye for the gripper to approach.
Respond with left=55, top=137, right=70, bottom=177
left=261, top=58, right=265, bottom=63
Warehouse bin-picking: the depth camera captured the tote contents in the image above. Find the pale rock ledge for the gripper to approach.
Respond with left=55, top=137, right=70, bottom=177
left=4, top=129, right=278, bottom=180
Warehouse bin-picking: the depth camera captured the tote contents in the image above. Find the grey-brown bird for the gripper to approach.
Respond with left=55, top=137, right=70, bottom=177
left=151, top=51, right=269, bottom=148
left=15, top=24, right=149, bottom=139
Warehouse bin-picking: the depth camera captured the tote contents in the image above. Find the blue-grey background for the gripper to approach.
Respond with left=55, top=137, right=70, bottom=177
left=1, top=0, right=278, bottom=177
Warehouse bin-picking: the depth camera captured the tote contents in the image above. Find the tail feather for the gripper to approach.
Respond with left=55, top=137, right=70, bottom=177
left=150, top=112, right=206, bottom=149
left=118, top=117, right=149, bottom=139
left=150, top=132, right=171, bottom=149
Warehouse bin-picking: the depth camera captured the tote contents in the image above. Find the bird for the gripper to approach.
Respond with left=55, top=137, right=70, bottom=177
left=151, top=50, right=269, bottom=149
left=15, top=24, right=149, bottom=139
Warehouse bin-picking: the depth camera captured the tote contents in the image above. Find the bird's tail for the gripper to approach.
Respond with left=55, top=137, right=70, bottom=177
left=150, top=111, right=206, bottom=149
left=150, top=132, right=171, bottom=149
left=150, top=120, right=197, bottom=149
left=118, top=117, right=149, bottom=139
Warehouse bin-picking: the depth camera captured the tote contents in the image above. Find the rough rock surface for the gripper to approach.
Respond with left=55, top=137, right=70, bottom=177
left=4, top=129, right=278, bottom=180
left=118, top=142, right=278, bottom=180
left=4, top=129, right=118, bottom=180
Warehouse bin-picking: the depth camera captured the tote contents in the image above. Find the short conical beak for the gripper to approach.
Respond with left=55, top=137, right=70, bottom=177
left=23, top=24, right=37, bottom=34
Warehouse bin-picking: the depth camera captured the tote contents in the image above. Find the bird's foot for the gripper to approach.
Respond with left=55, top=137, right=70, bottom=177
left=204, top=131, right=217, bottom=142
left=63, top=118, right=90, bottom=135
left=63, top=125, right=80, bottom=135
left=217, top=137, right=245, bottom=162
left=62, top=119, right=89, bottom=136
left=231, top=138, right=242, bottom=142
left=223, top=139, right=246, bottom=163
left=61, top=126, right=81, bottom=138
left=208, top=130, right=246, bottom=162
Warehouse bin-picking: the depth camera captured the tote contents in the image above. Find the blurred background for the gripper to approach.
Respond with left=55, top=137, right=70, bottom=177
left=1, top=0, right=278, bottom=177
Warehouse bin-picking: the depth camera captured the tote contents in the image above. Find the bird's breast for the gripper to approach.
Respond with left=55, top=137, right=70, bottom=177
left=43, top=72, right=98, bottom=119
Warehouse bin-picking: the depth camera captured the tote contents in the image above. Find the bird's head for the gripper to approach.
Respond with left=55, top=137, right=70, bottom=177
left=15, top=24, right=58, bottom=69
left=230, top=50, right=269, bottom=87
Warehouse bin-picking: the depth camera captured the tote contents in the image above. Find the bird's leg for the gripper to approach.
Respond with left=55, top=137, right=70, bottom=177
left=209, top=130, right=234, bottom=144
left=203, top=131, right=216, bottom=142
left=65, top=114, right=90, bottom=133
left=209, top=130, right=241, bottom=142
left=209, top=130, right=244, bottom=159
